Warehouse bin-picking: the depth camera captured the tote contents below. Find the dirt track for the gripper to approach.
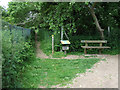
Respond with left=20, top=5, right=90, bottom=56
left=36, top=42, right=48, bottom=59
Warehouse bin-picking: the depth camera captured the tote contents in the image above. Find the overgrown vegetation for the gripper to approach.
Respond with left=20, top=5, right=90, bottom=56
left=38, top=28, right=119, bottom=56
left=38, top=29, right=52, bottom=56
left=1, top=2, right=119, bottom=88
left=1, top=2, right=119, bottom=55
left=20, top=58, right=100, bottom=88
left=38, top=29, right=62, bottom=56
left=69, top=28, right=119, bottom=54
left=2, top=30, right=35, bottom=88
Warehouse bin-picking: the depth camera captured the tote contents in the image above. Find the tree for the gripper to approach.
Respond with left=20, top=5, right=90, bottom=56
left=86, top=2, right=105, bottom=39
left=5, top=2, right=119, bottom=39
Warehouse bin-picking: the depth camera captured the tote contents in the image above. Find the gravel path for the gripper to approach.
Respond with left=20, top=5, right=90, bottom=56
left=52, top=55, right=118, bottom=88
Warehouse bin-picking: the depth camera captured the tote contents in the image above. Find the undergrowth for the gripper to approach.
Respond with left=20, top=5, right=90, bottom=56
left=38, top=29, right=52, bottom=56
left=38, top=28, right=119, bottom=55
left=2, top=30, right=35, bottom=88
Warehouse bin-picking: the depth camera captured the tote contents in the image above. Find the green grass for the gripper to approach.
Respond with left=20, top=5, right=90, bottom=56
left=19, top=58, right=101, bottom=88
left=67, top=52, right=84, bottom=55
left=68, top=49, right=119, bottom=55
left=52, top=52, right=67, bottom=58
left=84, top=55, right=97, bottom=58
left=102, top=49, right=119, bottom=55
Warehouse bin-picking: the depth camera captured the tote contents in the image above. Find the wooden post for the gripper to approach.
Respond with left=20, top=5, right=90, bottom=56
left=22, top=28, right=24, bottom=36
left=64, top=50, right=66, bottom=55
left=52, top=35, right=54, bottom=55
left=84, top=48, right=87, bottom=54
left=99, top=49, right=102, bottom=54
left=85, top=43, right=88, bottom=46
left=100, top=43, right=102, bottom=47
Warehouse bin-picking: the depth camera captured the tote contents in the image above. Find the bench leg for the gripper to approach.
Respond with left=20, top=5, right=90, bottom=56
left=84, top=48, right=87, bottom=54
left=99, top=49, right=102, bottom=54
left=64, top=50, right=66, bottom=55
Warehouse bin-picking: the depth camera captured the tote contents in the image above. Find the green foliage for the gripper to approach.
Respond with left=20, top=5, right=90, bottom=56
left=4, top=2, right=119, bottom=33
left=103, top=28, right=120, bottom=54
left=2, top=30, right=35, bottom=88
left=69, top=35, right=100, bottom=52
left=85, top=2, right=89, bottom=5
left=2, top=2, right=119, bottom=88
left=5, top=2, right=119, bottom=48
left=52, top=52, right=66, bottom=58
left=38, top=29, right=61, bottom=56
left=38, top=29, right=52, bottom=56
left=20, top=58, right=100, bottom=88
left=69, top=29, right=119, bottom=54
left=38, top=28, right=119, bottom=55
left=2, top=2, right=119, bottom=57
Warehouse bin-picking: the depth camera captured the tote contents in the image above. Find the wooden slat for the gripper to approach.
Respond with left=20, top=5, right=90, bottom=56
left=81, top=40, right=107, bottom=43
left=81, top=46, right=111, bottom=49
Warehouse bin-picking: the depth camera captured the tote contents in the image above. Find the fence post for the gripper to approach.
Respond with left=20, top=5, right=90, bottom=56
left=52, top=35, right=54, bottom=55
left=22, top=28, right=24, bottom=36
left=9, top=24, right=12, bottom=35
left=108, top=26, right=110, bottom=37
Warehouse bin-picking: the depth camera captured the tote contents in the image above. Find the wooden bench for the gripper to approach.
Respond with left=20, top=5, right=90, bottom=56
left=81, top=40, right=110, bottom=54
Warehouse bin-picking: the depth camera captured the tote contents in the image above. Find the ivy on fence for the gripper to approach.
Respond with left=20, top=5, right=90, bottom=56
left=2, top=21, right=35, bottom=88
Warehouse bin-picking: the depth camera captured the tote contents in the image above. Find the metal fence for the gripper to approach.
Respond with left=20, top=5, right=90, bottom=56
left=2, top=21, right=31, bottom=42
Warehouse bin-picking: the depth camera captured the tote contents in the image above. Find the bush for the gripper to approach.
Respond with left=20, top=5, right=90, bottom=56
left=69, top=35, right=100, bottom=52
left=38, top=29, right=61, bottom=56
left=104, top=28, right=119, bottom=54
left=2, top=30, right=35, bottom=88
left=38, top=28, right=119, bottom=55
left=38, top=29, right=52, bottom=56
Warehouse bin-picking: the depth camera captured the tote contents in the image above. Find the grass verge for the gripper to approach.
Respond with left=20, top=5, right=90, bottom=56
left=19, top=58, right=101, bottom=88
left=52, top=52, right=67, bottom=58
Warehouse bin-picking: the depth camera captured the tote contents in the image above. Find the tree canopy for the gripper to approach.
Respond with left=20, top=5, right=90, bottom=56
left=2, top=2, right=120, bottom=39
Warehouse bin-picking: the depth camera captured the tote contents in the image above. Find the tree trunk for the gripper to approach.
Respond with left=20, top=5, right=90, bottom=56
left=88, top=6, right=105, bottom=40
left=35, top=32, right=37, bottom=42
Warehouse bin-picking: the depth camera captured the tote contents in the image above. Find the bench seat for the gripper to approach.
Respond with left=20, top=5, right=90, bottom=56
left=81, top=40, right=111, bottom=54
left=81, top=46, right=111, bottom=49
